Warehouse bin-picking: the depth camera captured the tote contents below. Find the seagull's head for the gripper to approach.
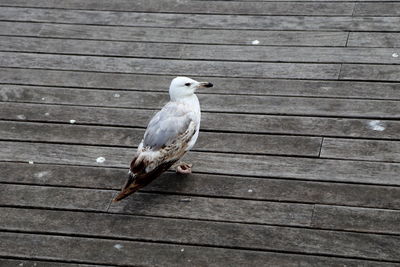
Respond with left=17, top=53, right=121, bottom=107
left=169, top=76, right=213, bottom=101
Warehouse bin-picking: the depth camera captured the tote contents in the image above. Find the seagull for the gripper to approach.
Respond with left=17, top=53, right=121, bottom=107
left=113, top=77, right=213, bottom=202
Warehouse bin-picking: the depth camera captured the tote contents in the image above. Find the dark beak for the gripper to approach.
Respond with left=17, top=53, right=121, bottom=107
left=198, top=82, right=213, bottom=88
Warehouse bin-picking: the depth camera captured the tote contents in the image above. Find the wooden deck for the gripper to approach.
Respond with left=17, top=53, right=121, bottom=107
left=0, top=0, right=400, bottom=266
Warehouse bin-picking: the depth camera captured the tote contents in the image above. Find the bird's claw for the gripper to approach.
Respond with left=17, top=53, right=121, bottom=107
left=175, top=162, right=193, bottom=174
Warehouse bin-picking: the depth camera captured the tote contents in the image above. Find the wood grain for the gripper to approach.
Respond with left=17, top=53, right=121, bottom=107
left=1, top=232, right=394, bottom=267
left=2, top=7, right=400, bottom=31
left=2, top=68, right=400, bottom=100
left=0, top=52, right=340, bottom=80
left=312, top=205, right=400, bottom=235
left=0, top=0, right=355, bottom=16
left=3, top=36, right=400, bottom=64
left=0, top=21, right=349, bottom=47
left=2, top=102, right=400, bottom=139
left=340, top=64, right=400, bottom=81
left=0, top=208, right=399, bottom=263
left=2, top=85, right=399, bottom=118
left=321, top=138, right=400, bottom=163
left=1, top=141, right=400, bottom=185
left=0, top=121, right=323, bottom=156
left=348, top=32, right=400, bottom=48
left=2, top=162, right=400, bottom=209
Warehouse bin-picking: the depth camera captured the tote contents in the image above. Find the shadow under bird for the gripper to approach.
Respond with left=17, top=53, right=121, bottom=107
left=113, top=77, right=213, bottom=202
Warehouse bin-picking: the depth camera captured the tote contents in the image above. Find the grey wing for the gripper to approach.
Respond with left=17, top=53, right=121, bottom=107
left=143, top=102, right=196, bottom=149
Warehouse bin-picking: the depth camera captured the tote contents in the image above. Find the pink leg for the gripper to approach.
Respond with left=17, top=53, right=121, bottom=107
left=175, top=162, right=193, bottom=174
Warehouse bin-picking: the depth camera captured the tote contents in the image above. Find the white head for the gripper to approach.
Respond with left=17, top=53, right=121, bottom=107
left=169, top=76, right=213, bottom=101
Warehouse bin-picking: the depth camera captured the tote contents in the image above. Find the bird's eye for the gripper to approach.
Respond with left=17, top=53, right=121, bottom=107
left=185, top=83, right=191, bottom=86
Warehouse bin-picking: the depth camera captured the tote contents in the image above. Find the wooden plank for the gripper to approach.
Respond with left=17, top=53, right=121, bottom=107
left=2, top=68, right=400, bottom=100
left=0, top=21, right=349, bottom=47
left=1, top=209, right=400, bottom=263
left=0, top=259, right=105, bottom=267
left=1, top=232, right=393, bottom=267
left=2, top=7, right=400, bottom=31
left=0, top=0, right=355, bottom=16
left=2, top=162, right=400, bottom=210
left=0, top=184, right=313, bottom=226
left=348, top=32, right=400, bottom=48
left=312, top=205, right=400, bottom=235
left=196, top=0, right=400, bottom=1
left=2, top=36, right=400, bottom=65
left=0, top=121, right=323, bottom=156
left=110, top=193, right=313, bottom=226
left=1, top=141, right=400, bottom=185
left=340, top=64, right=400, bottom=82
left=321, top=138, right=400, bottom=163
left=2, top=102, right=400, bottom=140
left=2, top=85, right=399, bottom=118
left=0, top=52, right=340, bottom=80
left=354, top=3, right=400, bottom=16
left=0, top=184, right=114, bottom=211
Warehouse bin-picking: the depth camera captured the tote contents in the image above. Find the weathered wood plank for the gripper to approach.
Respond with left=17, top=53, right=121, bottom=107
left=0, top=68, right=399, bottom=100
left=2, top=162, right=400, bottom=210
left=0, top=184, right=313, bottom=226
left=0, top=0, right=355, bottom=16
left=0, top=259, right=105, bottom=267
left=1, top=208, right=400, bottom=263
left=1, top=141, right=400, bottom=185
left=0, top=121, right=323, bottom=156
left=354, top=3, right=400, bottom=16
left=340, top=64, right=400, bottom=82
left=348, top=32, right=400, bottom=48
left=2, top=102, right=400, bottom=140
left=2, top=36, right=400, bottom=65
left=0, top=21, right=349, bottom=47
left=2, top=85, right=399, bottom=118
left=2, top=7, right=400, bottom=31
left=0, top=184, right=114, bottom=211
left=321, top=138, right=400, bottom=163
left=3, top=68, right=400, bottom=100
left=313, top=205, right=400, bottom=235
left=0, top=52, right=340, bottom=80
left=1, top=232, right=393, bottom=267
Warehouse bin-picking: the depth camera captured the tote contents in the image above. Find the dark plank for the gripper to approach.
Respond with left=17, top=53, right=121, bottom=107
left=340, top=64, right=400, bottom=82
left=0, top=0, right=355, bottom=16
left=0, top=184, right=114, bottom=211
left=3, top=68, right=400, bottom=100
left=2, top=85, right=399, bottom=118
left=321, top=138, right=400, bottom=163
left=1, top=232, right=394, bottom=267
left=3, top=102, right=400, bottom=140
left=0, top=259, right=106, bottom=267
left=0, top=121, right=323, bottom=156
left=2, top=162, right=400, bottom=210
left=0, top=184, right=312, bottom=226
left=348, top=32, right=400, bottom=48
left=2, top=7, right=400, bottom=31
left=1, top=141, right=400, bottom=185
left=354, top=3, right=400, bottom=16
left=0, top=21, right=349, bottom=47
left=0, top=52, right=340, bottom=80
left=313, top=205, right=400, bottom=235
left=2, top=36, right=400, bottom=65
left=1, top=208, right=400, bottom=263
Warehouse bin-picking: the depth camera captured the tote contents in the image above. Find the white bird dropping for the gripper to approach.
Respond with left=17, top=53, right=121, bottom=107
left=96, top=157, right=106, bottom=163
left=69, top=119, right=76, bottom=124
left=368, top=120, right=386, bottom=131
left=392, top=53, right=399, bottom=58
left=28, top=161, right=34, bottom=164
left=114, top=244, right=123, bottom=249
left=252, top=40, right=260, bottom=45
